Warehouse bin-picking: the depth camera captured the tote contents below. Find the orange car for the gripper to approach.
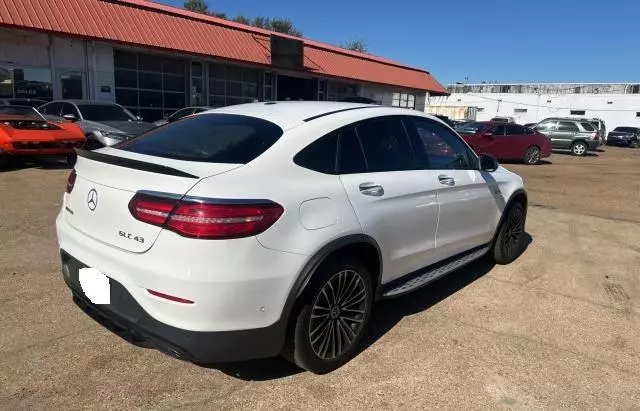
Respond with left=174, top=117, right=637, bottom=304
left=0, top=106, right=85, bottom=167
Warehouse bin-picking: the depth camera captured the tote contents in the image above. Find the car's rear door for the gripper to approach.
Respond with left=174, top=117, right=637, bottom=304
left=407, top=117, right=500, bottom=260
left=502, top=124, right=530, bottom=160
left=555, top=121, right=580, bottom=148
left=338, top=116, right=441, bottom=283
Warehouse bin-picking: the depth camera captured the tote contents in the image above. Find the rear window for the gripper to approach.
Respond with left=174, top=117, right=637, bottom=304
left=614, top=127, right=637, bottom=133
left=120, top=114, right=283, bottom=164
left=581, top=122, right=596, bottom=131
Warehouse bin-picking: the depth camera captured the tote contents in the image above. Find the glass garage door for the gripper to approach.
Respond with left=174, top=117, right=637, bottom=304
left=114, top=50, right=186, bottom=122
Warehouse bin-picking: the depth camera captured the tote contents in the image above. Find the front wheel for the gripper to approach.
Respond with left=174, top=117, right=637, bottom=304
left=492, top=202, right=526, bottom=265
left=523, top=146, right=541, bottom=165
left=286, top=257, right=373, bottom=374
left=571, top=141, right=588, bottom=156
left=0, top=152, right=8, bottom=169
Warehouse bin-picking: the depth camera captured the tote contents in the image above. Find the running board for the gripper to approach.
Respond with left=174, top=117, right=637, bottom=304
left=382, top=245, right=490, bottom=298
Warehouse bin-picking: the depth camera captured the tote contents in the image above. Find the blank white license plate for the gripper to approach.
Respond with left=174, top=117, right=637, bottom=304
left=78, top=267, right=111, bottom=305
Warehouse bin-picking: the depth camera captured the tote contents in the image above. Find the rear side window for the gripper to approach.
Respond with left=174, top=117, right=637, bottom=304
left=294, top=132, right=338, bottom=174
left=354, top=117, right=416, bottom=172
left=557, top=121, right=579, bottom=132
left=580, top=122, right=596, bottom=131
left=120, top=114, right=283, bottom=164
left=505, top=124, right=525, bottom=135
left=491, top=125, right=507, bottom=136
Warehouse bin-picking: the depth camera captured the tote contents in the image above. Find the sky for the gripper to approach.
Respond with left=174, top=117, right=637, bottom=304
left=160, top=0, right=639, bottom=86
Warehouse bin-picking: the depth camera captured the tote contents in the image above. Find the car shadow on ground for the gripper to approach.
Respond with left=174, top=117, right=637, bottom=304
left=0, top=158, right=72, bottom=172
left=551, top=149, right=599, bottom=157
left=211, top=233, right=533, bottom=381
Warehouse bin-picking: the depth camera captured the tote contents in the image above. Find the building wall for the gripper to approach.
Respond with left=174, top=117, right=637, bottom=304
left=432, top=92, right=640, bottom=130
left=360, top=84, right=428, bottom=111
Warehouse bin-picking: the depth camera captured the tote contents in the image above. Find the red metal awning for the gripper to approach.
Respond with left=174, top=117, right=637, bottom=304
left=0, top=0, right=448, bottom=94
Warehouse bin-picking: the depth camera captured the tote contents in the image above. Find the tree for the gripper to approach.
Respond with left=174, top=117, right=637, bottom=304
left=233, top=15, right=251, bottom=25
left=183, top=0, right=208, bottom=13
left=341, top=39, right=368, bottom=53
left=182, top=1, right=303, bottom=37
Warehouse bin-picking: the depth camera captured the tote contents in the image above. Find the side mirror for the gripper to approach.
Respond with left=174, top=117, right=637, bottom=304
left=479, top=154, right=499, bottom=172
left=62, top=113, right=77, bottom=121
left=136, top=115, right=143, bottom=121
left=483, top=131, right=494, bottom=138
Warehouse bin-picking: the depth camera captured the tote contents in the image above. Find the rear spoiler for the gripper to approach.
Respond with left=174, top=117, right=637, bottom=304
left=75, top=149, right=198, bottom=179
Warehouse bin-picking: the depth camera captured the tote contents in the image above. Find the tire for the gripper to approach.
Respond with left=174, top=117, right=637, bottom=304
left=523, top=146, right=541, bottom=165
left=570, top=141, right=588, bottom=156
left=492, top=201, right=526, bottom=265
left=630, top=140, right=640, bottom=149
left=0, top=152, right=8, bottom=169
left=285, top=257, right=374, bottom=374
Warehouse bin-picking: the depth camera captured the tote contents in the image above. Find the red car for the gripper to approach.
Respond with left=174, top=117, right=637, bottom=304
left=456, top=122, right=551, bottom=165
left=0, top=106, right=85, bottom=167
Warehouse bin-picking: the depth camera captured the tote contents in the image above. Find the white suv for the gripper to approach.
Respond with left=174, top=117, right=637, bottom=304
left=57, top=102, right=527, bottom=374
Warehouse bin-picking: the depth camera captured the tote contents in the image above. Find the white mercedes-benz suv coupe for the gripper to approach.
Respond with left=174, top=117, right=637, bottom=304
left=57, top=102, right=527, bottom=374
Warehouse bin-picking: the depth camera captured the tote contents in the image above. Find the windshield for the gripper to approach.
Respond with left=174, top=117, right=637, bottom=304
left=456, top=121, right=485, bottom=134
left=614, top=127, right=637, bottom=133
left=0, top=106, right=46, bottom=121
left=77, top=104, right=137, bottom=122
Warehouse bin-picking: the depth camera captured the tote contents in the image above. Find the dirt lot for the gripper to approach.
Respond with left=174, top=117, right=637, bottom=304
left=1, top=147, right=639, bottom=409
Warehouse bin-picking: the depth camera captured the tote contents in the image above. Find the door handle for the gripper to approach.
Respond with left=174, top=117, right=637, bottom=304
left=359, top=182, right=384, bottom=197
left=438, top=175, right=455, bottom=186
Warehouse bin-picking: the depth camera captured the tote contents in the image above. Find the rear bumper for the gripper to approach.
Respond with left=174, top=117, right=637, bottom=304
left=61, top=251, right=286, bottom=363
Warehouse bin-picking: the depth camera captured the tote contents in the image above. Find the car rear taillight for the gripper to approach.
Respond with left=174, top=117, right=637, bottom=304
left=66, top=169, right=77, bottom=194
left=128, top=193, right=284, bottom=239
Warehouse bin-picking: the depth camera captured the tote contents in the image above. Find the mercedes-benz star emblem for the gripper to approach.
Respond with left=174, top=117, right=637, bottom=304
left=87, top=189, right=98, bottom=211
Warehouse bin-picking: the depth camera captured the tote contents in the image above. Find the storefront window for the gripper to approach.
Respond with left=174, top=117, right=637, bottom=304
left=0, top=66, right=53, bottom=101
left=113, top=50, right=187, bottom=122
left=208, top=63, right=262, bottom=107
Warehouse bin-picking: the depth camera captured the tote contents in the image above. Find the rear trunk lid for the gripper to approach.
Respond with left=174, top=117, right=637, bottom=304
left=65, top=148, right=241, bottom=253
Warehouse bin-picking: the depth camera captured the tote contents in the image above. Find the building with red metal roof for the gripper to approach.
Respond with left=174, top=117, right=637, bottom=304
left=0, top=0, right=446, bottom=121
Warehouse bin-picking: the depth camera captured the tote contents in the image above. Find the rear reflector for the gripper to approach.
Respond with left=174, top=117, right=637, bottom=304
left=128, top=193, right=284, bottom=240
left=147, top=289, right=194, bottom=304
left=66, top=169, right=77, bottom=194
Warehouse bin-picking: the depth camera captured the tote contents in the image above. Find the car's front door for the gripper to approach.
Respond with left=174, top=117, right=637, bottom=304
left=502, top=124, right=530, bottom=160
left=472, top=124, right=507, bottom=159
left=407, top=117, right=501, bottom=261
left=534, top=120, right=559, bottom=148
left=338, top=117, right=441, bottom=283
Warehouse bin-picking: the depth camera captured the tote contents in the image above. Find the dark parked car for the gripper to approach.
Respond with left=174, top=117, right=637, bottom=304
left=457, top=121, right=552, bottom=165
left=38, top=100, right=155, bottom=149
left=606, top=127, right=640, bottom=148
left=0, top=98, right=49, bottom=108
left=434, top=114, right=456, bottom=128
left=152, top=106, right=212, bottom=127
left=338, top=96, right=378, bottom=104
left=532, top=118, right=600, bottom=156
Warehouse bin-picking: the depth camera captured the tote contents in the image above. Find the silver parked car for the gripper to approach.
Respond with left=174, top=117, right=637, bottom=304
left=152, top=106, right=212, bottom=127
left=38, top=100, right=155, bottom=149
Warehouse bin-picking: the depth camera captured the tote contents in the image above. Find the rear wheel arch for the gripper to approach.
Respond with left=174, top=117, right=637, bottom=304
left=282, top=235, right=382, bottom=323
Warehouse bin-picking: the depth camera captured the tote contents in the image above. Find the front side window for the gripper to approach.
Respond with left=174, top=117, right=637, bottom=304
left=491, top=125, right=507, bottom=136
left=410, top=117, right=474, bottom=170
left=456, top=121, right=485, bottom=135
left=168, top=108, right=194, bottom=122
left=354, top=117, right=416, bottom=172
left=535, top=121, right=556, bottom=132
left=120, top=114, right=283, bottom=164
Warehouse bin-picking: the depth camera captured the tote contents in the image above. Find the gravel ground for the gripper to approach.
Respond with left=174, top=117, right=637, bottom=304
left=1, top=147, right=639, bottom=409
